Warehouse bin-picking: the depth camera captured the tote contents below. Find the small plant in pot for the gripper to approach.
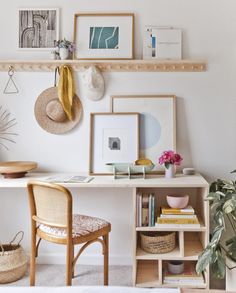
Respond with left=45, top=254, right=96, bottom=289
left=54, top=39, right=75, bottom=60
left=196, top=170, right=236, bottom=290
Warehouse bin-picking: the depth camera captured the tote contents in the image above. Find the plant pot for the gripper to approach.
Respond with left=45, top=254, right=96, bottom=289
left=59, top=48, right=69, bottom=60
left=165, top=164, right=176, bottom=178
left=226, top=256, right=236, bottom=291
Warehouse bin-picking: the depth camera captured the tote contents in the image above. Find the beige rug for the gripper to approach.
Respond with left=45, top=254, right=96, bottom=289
left=1, top=265, right=132, bottom=287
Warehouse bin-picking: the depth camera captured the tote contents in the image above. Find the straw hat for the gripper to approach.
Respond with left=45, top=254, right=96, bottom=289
left=34, top=87, right=82, bottom=134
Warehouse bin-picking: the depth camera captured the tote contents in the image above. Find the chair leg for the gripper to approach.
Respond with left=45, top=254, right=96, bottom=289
left=71, top=245, right=75, bottom=278
left=30, top=223, right=37, bottom=286
left=66, top=242, right=73, bottom=286
left=103, top=234, right=109, bottom=286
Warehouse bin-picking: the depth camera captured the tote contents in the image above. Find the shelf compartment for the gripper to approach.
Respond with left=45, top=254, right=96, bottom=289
left=136, top=260, right=160, bottom=288
left=136, top=246, right=181, bottom=260
left=184, top=232, right=204, bottom=260
left=0, top=59, right=207, bottom=72
left=162, top=260, right=206, bottom=289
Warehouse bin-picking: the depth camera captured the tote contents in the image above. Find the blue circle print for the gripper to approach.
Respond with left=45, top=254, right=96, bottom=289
left=140, top=113, right=161, bottom=150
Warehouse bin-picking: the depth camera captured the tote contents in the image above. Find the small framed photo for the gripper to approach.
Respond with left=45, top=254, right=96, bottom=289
left=18, top=8, right=59, bottom=50
left=89, top=113, right=139, bottom=175
left=73, top=13, right=134, bottom=60
left=111, top=95, right=176, bottom=172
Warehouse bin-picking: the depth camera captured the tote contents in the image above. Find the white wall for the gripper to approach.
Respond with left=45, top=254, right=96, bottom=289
left=0, top=0, right=235, bottom=284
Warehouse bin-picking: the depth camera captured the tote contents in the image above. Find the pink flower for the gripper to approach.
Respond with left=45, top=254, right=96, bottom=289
left=158, top=150, right=183, bottom=167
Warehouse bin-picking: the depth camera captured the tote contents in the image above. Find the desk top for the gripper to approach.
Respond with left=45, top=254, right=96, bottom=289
left=0, top=172, right=209, bottom=188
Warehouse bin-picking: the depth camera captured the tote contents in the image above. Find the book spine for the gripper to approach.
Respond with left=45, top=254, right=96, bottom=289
left=148, top=194, right=152, bottom=227
left=142, top=194, right=149, bottom=226
left=160, top=214, right=197, bottom=219
left=151, top=194, right=155, bottom=226
left=157, top=217, right=199, bottom=225
left=162, top=210, right=194, bottom=215
left=138, top=194, right=142, bottom=227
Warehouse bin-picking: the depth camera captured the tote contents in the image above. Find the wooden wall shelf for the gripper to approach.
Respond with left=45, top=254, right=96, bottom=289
left=0, top=59, right=206, bottom=72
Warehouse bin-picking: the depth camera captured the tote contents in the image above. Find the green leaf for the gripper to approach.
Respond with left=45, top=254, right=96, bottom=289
left=196, top=247, right=214, bottom=274
left=210, top=226, right=224, bottom=246
left=223, top=198, right=236, bottom=214
left=211, top=251, right=225, bottom=279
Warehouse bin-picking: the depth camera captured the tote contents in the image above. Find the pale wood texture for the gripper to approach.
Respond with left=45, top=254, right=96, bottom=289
left=0, top=172, right=209, bottom=188
left=0, top=60, right=206, bottom=72
left=27, top=181, right=111, bottom=286
left=133, top=181, right=209, bottom=289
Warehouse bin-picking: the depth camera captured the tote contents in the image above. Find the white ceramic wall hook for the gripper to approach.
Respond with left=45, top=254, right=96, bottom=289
left=3, top=66, right=19, bottom=94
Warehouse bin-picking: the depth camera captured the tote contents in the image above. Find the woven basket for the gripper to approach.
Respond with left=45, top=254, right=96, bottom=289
left=0, top=232, right=27, bottom=284
left=140, top=231, right=176, bottom=254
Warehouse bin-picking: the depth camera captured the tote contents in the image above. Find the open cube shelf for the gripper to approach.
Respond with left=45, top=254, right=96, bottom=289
left=132, top=174, right=209, bottom=289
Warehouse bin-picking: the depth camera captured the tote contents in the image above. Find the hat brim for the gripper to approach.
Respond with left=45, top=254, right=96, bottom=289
left=34, top=87, right=82, bottom=134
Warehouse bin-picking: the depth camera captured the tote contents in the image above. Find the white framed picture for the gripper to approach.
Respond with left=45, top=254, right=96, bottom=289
left=111, top=95, right=176, bottom=172
left=89, top=113, right=139, bottom=175
left=143, top=26, right=182, bottom=60
left=18, top=8, right=59, bottom=50
left=73, top=13, right=134, bottom=59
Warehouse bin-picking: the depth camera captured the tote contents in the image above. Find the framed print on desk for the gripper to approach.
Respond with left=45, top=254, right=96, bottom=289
left=73, top=13, right=134, bottom=59
left=89, top=113, right=139, bottom=175
left=18, top=8, right=59, bottom=50
left=111, top=95, right=176, bottom=172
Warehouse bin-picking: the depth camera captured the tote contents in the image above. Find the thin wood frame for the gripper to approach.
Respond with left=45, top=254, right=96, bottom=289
left=73, top=13, right=135, bottom=60
left=89, top=112, right=140, bottom=175
left=111, top=95, right=176, bottom=174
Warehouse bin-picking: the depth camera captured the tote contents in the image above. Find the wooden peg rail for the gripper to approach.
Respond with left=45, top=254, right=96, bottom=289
left=0, top=59, right=206, bottom=72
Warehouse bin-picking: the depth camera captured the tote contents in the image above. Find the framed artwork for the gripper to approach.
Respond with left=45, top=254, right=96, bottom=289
left=111, top=95, right=176, bottom=172
left=18, top=8, right=59, bottom=49
left=73, top=13, right=134, bottom=59
left=89, top=113, right=139, bottom=175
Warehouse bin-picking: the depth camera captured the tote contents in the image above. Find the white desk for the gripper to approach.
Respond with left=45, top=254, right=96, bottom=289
left=0, top=172, right=208, bottom=188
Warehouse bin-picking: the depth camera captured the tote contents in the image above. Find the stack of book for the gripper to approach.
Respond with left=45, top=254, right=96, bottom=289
left=136, top=193, right=155, bottom=227
left=156, top=206, right=200, bottom=228
left=163, top=262, right=205, bottom=286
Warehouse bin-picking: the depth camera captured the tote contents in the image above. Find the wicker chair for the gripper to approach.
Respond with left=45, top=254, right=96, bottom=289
left=27, top=181, right=111, bottom=286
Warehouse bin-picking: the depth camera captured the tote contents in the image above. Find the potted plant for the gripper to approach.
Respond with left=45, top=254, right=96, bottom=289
left=158, top=150, right=183, bottom=178
left=196, top=170, right=236, bottom=290
left=54, top=39, right=75, bottom=60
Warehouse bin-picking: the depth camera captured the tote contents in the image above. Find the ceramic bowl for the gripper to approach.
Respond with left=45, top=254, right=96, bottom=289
left=166, top=194, right=189, bottom=209
left=167, top=260, right=184, bottom=275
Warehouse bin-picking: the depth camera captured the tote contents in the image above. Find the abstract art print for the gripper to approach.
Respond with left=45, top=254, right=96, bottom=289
left=89, top=27, right=119, bottom=49
left=89, top=113, right=139, bottom=175
left=111, top=95, right=176, bottom=172
left=74, top=13, right=134, bottom=59
left=18, top=8, right=59, bottom=49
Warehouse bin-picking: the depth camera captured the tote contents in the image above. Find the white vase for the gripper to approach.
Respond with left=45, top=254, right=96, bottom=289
left=226, top=256, right=236, bottom=291
left=165, top=164, right=176, bottom=178
left=59, top=48, right=69, bottom=60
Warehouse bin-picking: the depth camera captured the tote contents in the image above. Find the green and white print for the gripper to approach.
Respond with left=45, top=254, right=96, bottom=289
left=89, top=27, right=119, bottom=49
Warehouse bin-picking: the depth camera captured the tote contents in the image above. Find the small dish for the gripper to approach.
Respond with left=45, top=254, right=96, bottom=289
left=167, top=194, right=189, bottom=209
left=168, top=260, right=184, bottom=275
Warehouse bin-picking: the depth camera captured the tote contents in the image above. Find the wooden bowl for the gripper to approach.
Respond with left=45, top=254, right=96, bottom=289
left=0, top=161, right=38, bottom=178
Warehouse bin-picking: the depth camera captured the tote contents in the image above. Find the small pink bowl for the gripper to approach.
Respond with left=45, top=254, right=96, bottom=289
left=167, top=195, right=189, bottom=209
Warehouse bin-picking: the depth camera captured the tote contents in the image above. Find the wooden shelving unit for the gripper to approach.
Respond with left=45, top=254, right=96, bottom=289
left=132, top=175, right=209, bottom=289
left=0, top=59, right=206, bottom=72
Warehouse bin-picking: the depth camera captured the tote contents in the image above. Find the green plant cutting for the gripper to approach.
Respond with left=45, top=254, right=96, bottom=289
left=196, top=170, right=236, bottom=278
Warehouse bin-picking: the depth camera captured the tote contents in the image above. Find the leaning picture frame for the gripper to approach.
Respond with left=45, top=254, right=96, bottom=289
left=111, top=95, right=176, bottom=172
left=73, top=13, right=134, bottom=60
left=89, top=113, right=139, bottom=175
left=18, top=8, right=59, bottom=50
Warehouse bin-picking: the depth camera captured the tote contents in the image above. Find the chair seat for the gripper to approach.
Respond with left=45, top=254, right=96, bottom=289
left=39, top=214, right=110, bottom=238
